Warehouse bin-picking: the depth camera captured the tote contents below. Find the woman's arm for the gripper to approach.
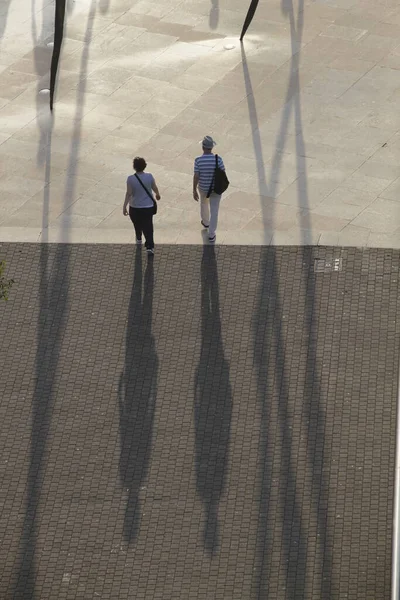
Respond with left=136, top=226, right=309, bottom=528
left=151, top=178, right=161, bottom=201
left=123, top=181, right=131, bottom=215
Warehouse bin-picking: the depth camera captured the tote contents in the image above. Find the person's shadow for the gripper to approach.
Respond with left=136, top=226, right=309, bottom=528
left=118, top=250, right=158, bottom=543
left=194, top=246, right=232, bottom=555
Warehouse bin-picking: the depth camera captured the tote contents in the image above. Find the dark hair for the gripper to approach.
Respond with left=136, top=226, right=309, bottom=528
left=133, top=157, right=147, bottom=172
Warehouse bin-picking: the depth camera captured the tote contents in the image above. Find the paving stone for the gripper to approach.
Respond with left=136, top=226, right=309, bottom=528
left=0, top=243, right=398, bottom=599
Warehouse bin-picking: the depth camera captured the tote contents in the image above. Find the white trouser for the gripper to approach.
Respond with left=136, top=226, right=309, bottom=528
left=199, top=190, right=221, bottom=237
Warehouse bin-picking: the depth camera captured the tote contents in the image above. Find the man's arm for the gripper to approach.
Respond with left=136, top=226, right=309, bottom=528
left=123, top=181, right=131, bottom=215
left=193, top=172, right=200, bottom=201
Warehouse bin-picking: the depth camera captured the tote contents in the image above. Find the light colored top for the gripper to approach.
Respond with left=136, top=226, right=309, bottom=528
left=127, top=172, right=155, bottom=208
left=194, top=154, right=225, bottom=192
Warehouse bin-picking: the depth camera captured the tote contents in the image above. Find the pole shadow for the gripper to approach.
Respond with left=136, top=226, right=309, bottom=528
left=209, top=0, right=219, bottom=30
left=12, top=1, right=56, bottom=596
left=194, top=246, right=232, bottom=555
left=12, top=0, right=103, bottom=595
left=241, top=0, right=334, bottom=597
left=32, top=0, right=55, bottom=167
left=118, top=251, right=158, bottom=543
left=0, top=0, right=12, bottom=43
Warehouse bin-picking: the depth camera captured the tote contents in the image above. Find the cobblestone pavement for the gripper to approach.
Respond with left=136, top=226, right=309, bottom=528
left=1, top=243, right=400, bottom=599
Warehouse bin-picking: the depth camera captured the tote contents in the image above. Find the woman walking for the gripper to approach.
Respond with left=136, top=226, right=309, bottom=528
left=123, top=157, right=161, bottom=255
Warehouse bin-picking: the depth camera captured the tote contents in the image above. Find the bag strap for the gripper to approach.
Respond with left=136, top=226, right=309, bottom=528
left=134, top=173, right=155, bottom=203
left=207, top=154, right=218, bottom=198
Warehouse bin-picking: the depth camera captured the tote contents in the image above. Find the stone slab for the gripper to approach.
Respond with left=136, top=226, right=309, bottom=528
left=1, top=0, right=400, bottom=246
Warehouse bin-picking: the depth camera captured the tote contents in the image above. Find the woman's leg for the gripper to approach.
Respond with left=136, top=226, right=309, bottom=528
left=141, top=208, right=154, bottom=249
left=129, top=206, right=143, bottom=240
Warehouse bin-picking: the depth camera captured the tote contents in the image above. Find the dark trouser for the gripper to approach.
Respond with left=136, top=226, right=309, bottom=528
left=129, top=206, right=154, bottom=249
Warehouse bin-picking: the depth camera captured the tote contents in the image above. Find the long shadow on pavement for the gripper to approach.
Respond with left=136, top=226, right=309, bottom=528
left=118, top=251, right=158, bottom=543
left=13, top=0, right=102, bottom=595
left=194, top=246, right=232, bottom=555
left=242, top=0, right=333, bottom=597
left=12, top=1, right=56, bottom=595
left=12, top=241, right=71, bottom=599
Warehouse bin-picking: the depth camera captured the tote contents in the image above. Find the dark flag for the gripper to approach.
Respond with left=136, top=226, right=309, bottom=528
left=240, top=0, right=260, bottom=41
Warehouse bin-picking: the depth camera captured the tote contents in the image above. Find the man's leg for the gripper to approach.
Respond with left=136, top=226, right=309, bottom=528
left=142, top=208, right=154, bottom=250
left=200, top=190, right=210, bottom=227
left=209, top=193, right=221, bottom=238
left=129, top=206, right=143, bottom=241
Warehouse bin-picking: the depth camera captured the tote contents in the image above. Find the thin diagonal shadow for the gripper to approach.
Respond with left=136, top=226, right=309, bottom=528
left=12, top=0, right=55, bottom=595
left=194, top=246, right=232, bottom=555
left=13, top=0, right=101, bottom=595
left=242, top=0, right=333, bottom=597
left=209, top=0, right=219, bottom=29
left=32, top=0, right=55, bottom=169
left=12, top=141, right=58, bottom=600
left=118, top=252, right=158, bottom=543
left=0, top=0, right=12, bottom=42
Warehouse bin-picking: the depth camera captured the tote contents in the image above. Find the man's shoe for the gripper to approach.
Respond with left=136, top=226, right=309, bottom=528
left=208, top=235, right=216, bottom=243
left=147, top=248, right=155, bottom=255
left=136, top=238, right=142, bottom=245
left=201, top=220, right=209, bottom=228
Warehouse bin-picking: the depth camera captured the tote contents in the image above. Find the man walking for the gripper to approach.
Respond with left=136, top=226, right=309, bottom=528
left=193, top=136, right=226, bottom=243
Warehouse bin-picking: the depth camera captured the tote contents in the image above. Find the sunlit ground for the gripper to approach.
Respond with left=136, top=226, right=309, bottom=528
left=1, top=0, right=400, bottom=246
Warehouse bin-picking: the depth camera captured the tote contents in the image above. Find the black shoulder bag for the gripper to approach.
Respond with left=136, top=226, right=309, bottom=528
left=207, top=154, right=230, bottom=198
left=134, top=173, right=157, bottom=215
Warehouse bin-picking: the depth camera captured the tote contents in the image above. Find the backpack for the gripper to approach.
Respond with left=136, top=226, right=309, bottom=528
left=207, top=154, right=229, bottom=198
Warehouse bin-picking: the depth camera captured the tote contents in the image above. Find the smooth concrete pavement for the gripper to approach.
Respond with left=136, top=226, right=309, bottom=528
left=1, top=0, right=400, bottom=246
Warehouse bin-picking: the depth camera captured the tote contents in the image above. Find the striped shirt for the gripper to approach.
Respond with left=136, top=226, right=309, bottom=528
left=194, top=153, right=225, bottom=193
